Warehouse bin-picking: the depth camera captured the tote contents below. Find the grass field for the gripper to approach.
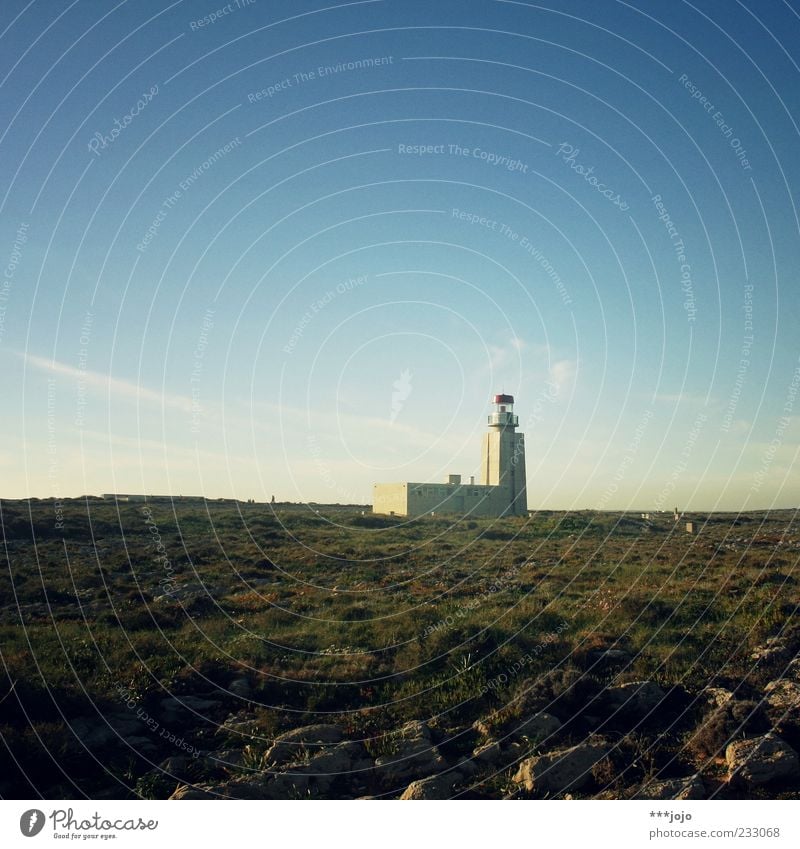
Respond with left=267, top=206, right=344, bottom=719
left=1, top=498, right=798, bottom=799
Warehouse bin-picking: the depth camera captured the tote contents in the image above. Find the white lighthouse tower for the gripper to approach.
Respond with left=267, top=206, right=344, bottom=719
left=481, top=393, right=527, bottom=515
left=372, top=392, right=528, bottom=517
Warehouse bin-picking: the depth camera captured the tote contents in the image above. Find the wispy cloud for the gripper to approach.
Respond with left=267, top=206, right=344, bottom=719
left=22, top=352, right=194, bottom=413
left=548, top=358, right=576, bottom=391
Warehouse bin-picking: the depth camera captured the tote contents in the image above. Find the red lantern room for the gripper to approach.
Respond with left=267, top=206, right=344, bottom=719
left=488, top=394, right=518, bottom=428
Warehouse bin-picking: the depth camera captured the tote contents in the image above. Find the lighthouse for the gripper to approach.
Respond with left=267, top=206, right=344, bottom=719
left=372, top=393, right=528, bottom=517
left=481, top=394, right=527, bottom=516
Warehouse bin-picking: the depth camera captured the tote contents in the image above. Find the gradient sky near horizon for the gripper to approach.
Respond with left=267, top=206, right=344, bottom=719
left=1, top=0, right=799, bottom=509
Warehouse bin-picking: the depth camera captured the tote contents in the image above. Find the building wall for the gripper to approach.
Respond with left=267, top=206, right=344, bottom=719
left=373, top=481, right=520, bottom=517
left=372, top=483, right=408, bottom=516
left=481, top=429, right=527, bottom=515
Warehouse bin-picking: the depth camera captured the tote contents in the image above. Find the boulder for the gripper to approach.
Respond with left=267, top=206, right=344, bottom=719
left=399, top=756, right=476, bottom=799
left=400, top=771, right=463, bottom=800
left=726, top=733, right=800, bottom=788
left=512, top=741, right=609, bottom=795
left=228, top=677, right=252, bottom=699
left=153, top=756, right=203, bottom=784
left=160, top=695, right=220, bottom=721
left=699, top=687, right=734, bottom=710
left=217, top=715, right=266, bottom=738
left=472, top=740, right=503, bottom=766
left=169, top=776, right=273, bottom=800
left=510, top=712, right=562, bottom=743
left=262, top=724, right=345, bottom=767
left=632, top=775, right=706, bottom=800
left=272, top=741, right=372, bottom=795
left=784, top=658, right=800, bottom=682
left=374, top=720, right=447, bottom=785
left=605, top=681, right=665, bottom=716
left=751, top=637, right=792, bottom=668
left=204, top=749, right=244, bottom=768
left=171, top=740, right=372, bottom=800
left=763, top=679, right=800, bottom=721
left=586, top=648, right=632, bottom=670
left=68, top=712, right=146, bottom=749
left=472, top=718, right=493, bottom=738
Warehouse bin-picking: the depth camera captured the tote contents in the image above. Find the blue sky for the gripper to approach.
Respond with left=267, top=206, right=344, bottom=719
left=1, top=0, right=798, bottom=509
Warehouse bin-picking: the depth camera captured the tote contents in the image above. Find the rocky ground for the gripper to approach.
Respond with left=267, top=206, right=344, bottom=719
left=53, top=632, right=799, bottom=800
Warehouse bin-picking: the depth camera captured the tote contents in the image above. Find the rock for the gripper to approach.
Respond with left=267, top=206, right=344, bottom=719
left=229, top=677, right=251, bottom=699
left=472, top=718, right=493, bottom=738
left=170, top=776, right=274, bottom=800
left=68, top=712, right=146, bottom=749
left=587, top=649, right=632, bottom=670
left=156, top=756, right=202, bottom=782
left=154, top=582, right=222, bottom=604
left=217, top=715, right=266, bottom=738
left=399, top=756, right=477, bottom=799
left=160, top=695, right=220, bottom=721
left=374, top=720, right=446, bottom=785
left=512, top=741, right=609, bottom=795
left=263, top=724, right=345, bottom=767
left=632, top=775, right=706, bottom=800
left=400, top=771, right=463, bottom=799
left=170, top=741, right=372, bottom=800
left=472, top=740, right=503, bottom=765
left=125, top=735, right=160, bottom=756
left=605, top=681, right=665, bottom=716
left=204, top=749, right=244, bottom=768
left=764, top=679, right=800, bottom=721
left=751, top=637, right=792, bottom=668
left=785, top=658, right=800, bottom=682
left=726, top=733, right=800, bottom=788
left=398, top=720, right=433, bottom=742
left=169, top=784, right=214, bottom=800
left=510, top=712, right=562, bottom=742
left=699, top=687, right=734, bottom=710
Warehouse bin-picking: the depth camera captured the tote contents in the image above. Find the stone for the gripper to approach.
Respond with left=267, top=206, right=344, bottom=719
left=699, top=687, right=734, bottom=710
left=785, top=658, right=800, bottom=682
left=400, top=771, right=463, bottom=799
left=262, top=724, right=345, bottom=767
left=472, top=740, right=503, bottom=765
left=751, top=637, right=792, bottom=668
left=217, top=715, right=265, bottom=738
left=632, top=775, right=706, bottom=800
left=509, top=712, right=562, bottom=742
left=726, top=733, right=800, bottom=788
left=228, top=677, right=251, bottom=699
left=472, top=718, right=493, bottom=738
left=399, top=756, right=477, bottom=799
left=374, top=720, right=446, bottom=785
left=605, top=681, right=665, bottom=715
left=763, top=679, right=800, bottom=720
left=160, top=695, right=220, bottom=720
left=125, top=735, right=160, bottom=756
left=587, top=649, right=632, bottom=670
left=204, top=749, right=244, bottom=768
left=68, top=712, right=145, bottom=749
left=512, top=741, right=609, bottom=795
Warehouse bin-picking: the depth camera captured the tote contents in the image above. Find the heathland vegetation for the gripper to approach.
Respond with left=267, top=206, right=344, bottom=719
left=1, top=498, right=798, bottom=799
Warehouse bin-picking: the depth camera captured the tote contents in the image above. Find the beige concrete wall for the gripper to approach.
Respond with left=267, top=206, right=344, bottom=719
left=372, top=483, right=408, bottom=515
left=373, top=481, right=523, bottom=517
left=481, top=430, right=527, bottom=515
